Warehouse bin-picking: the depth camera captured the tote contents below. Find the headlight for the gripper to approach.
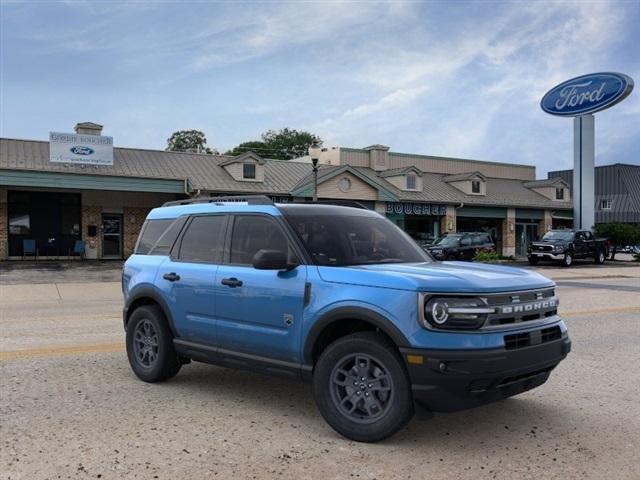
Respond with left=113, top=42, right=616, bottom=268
left=554, top=245, right=564, bottom=252
left=423, top=297, right=494, bottom=330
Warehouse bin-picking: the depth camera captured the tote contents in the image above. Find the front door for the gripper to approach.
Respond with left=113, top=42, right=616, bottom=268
left=102, top=214, right=122, bottom=259
left=215, top=215, right=307, bottom=363
left=516, top=223, right=539, bottom=257
left=156, top=214, right=228, bottom=345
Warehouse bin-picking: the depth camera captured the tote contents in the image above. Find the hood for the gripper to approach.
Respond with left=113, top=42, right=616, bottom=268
left=532, top=239, right=568, bottom=245
left=316, top=262, right=554, bottom=293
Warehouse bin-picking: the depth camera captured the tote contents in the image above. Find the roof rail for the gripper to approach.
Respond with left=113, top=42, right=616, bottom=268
left=288, top=200, right=370, bottom=209
left=162, top=195, right=274, bottom=207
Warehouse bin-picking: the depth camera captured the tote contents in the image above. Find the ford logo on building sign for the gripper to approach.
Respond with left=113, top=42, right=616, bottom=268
left=70, top=146, right=95, bottom=155
left=541, top=72, right=634, bottom=117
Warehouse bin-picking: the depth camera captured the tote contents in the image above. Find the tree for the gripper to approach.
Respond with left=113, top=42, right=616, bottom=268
left=225, top=128, right=322, bottom=160
left=594, top=222, right=640, bottom=260
left=225, top=141, right=268, bottom=157
left=166, top=130, right=216, bottom=154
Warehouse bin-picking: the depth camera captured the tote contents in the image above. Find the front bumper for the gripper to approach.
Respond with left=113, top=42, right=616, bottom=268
left=528, top=252, right=565, bottom=261
left=400, top=334, right=571, bottom=412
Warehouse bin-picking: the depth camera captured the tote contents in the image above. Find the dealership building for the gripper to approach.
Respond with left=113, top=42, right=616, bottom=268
left=0, top=122, right=574, bottom=261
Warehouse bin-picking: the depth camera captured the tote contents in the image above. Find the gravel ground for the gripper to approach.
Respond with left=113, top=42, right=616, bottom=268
left=1, top=265, right=639, bottom=479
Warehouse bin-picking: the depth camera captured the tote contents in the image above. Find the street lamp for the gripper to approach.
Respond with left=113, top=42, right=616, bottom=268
left=308, top=140, right=322, bottom=202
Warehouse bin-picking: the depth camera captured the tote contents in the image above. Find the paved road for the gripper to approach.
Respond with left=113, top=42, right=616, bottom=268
left=1, top=265, right=639, bottom=479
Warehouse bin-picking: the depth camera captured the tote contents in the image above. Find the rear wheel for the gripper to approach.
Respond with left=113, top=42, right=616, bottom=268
left=126, top=305, right=181, bottom=382
left=595, top=250, right=606, bottom=265
left=312, top=332, right=414, bottom=442
left=561, top=252, right=573, bottom=267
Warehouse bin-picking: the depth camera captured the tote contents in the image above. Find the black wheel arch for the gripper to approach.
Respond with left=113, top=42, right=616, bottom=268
left=124, top=286, right=177, bottom=336
left=303, top=307, right=410, bottom=367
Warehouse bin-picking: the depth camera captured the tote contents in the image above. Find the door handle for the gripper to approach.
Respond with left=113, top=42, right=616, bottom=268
left=163, top=272, right=181, bottom=282
left=221, top=277, right=243, bottom=288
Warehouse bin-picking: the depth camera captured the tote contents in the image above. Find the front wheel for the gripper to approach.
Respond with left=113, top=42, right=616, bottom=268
left=126, top=305, right=181, bottom=383
left=595, top=250, right=606, bottom=264
left=528, top=256, right=539, bottom=265
left=312, top=332, right=414, bottom=442
left=561, top=252, right=573, bottom=267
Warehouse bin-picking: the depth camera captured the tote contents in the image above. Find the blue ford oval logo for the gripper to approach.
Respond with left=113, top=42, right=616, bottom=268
left=70, top=146, right=94, bottom=155
left=541, top=72, right=633, bottom=116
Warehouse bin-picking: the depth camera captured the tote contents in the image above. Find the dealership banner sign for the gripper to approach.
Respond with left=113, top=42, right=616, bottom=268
left=386, top=202, right=447, bottom=216
left=49, top=132, right=114, bottom=166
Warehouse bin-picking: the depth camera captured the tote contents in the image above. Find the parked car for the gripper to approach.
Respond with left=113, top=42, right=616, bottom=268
left=426, top=232, right=495, bottom=261
left=122, top=196, right=570, bottom=442
left=527, top=230, right=608, bottom=267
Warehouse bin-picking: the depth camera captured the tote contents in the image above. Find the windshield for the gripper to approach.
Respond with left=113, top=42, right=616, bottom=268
left=542, top=231, right=574, bottom=241
left=284, top=213, right=431, bottom=266
left=434, top=235, right=461, bottom=247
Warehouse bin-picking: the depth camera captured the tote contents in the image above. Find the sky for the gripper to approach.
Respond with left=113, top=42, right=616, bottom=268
left=1, top=0, right=639, bottom=177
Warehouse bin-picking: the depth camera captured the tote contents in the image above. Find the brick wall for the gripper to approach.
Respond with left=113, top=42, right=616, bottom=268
left=539, top=210, right=553, bottom=236
left=123, top=207, right=150, bottom=258
left=81, top=205, right=102, bottom=259
left=502, top=208, right=516, bottom=257
left=440, top=205, right=457, bottom=234
left=0, top=192, right=7, bottom=261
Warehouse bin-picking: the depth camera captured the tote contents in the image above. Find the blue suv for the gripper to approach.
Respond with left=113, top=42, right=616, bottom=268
left=122, top=196, right=570, bottom=442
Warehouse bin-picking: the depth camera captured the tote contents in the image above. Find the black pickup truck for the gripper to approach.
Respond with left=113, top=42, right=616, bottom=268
left=528, top=230, right=609, bottom=267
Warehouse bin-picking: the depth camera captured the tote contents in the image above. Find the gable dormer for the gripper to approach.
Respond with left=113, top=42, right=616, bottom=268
left=523, top=178, right=570, bottom=201
left=378, top=166, right=423, bottom=191
left=219, top=151, right=265, bottom=182
left=443, top=171, right=486, bottom=195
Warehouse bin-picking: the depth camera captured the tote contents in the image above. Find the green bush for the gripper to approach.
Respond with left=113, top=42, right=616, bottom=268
left=473, top=251, right=501, bottom=263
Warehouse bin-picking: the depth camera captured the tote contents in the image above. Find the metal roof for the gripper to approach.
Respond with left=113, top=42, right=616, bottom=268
left=0, top=137, right=311, bottom=195
left=1, top=137, right=572, bottom=210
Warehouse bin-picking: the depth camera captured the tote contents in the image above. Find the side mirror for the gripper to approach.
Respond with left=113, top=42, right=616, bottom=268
left=252, top=249, right=296, bottom=270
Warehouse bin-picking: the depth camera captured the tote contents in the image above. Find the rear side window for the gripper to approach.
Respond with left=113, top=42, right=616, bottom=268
left=149, top=216, right=188, bottom=256
left=178, top=215, right=227, bottom=263
left=135, top=219, right=173, bottom=254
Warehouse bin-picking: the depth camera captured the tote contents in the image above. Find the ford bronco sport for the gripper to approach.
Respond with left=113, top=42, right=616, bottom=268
left=122, top=196, right=570, bottom=442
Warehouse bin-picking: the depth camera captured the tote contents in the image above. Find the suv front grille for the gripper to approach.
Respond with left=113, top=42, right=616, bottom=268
left=483, top=288, right=558, bottom=328
left=504, top=326, right=562, bottom=350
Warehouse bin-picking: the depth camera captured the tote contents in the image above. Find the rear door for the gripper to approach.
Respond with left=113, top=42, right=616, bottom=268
left=156, top=214, right=228, bottom=345
left=460, top=235, right=474, bottom=259
left=214, top=214, right=307, bottom=363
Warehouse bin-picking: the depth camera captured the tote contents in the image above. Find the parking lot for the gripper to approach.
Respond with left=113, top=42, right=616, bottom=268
left=1, top=261, right=639, bottom=479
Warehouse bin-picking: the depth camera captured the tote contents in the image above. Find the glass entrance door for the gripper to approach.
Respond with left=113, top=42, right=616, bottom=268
left=102, top=214, right=122, bottom=259
left=516, top=223, right=539, bottom=257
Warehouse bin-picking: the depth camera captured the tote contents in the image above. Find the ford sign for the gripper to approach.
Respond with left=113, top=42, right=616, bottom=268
left=541, top=72, right=633, bottom=116
left=70, top=146, right=95, bottom=155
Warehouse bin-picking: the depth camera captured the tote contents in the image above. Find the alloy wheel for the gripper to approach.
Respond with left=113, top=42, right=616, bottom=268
left=133, top=319, right=159, bottom=368
left=330, top=353, right=394, bottom=424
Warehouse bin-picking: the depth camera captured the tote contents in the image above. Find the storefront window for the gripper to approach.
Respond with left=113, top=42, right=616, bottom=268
left=8, top=192, right=30, bottom=234
left=60, top=194, right=81, bottom=235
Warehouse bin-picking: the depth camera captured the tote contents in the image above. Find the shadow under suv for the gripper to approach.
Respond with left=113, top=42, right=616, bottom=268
left=122, top=196, right=570, bottom=442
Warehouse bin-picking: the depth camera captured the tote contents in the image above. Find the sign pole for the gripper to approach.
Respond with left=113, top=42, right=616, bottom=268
left=573, top=114, right=595, bottom=230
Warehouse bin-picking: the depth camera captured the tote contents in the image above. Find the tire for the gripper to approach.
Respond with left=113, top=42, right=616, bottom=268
left=528, top=256, right=539, bottom=265
left=595, top=250, right=606, bottom=265
left=446, top=254, right=456, bottom=261
left=126, top=305, right=181, bottom=383
left=312, top=332, right=414, bottom=442
left=561, top=252, right=573, bottom=268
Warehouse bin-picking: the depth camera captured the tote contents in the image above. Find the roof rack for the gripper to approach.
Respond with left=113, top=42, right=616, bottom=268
left=162, top=195, right=274, bottom=207
left=287, top=200, right=370, bottom=209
